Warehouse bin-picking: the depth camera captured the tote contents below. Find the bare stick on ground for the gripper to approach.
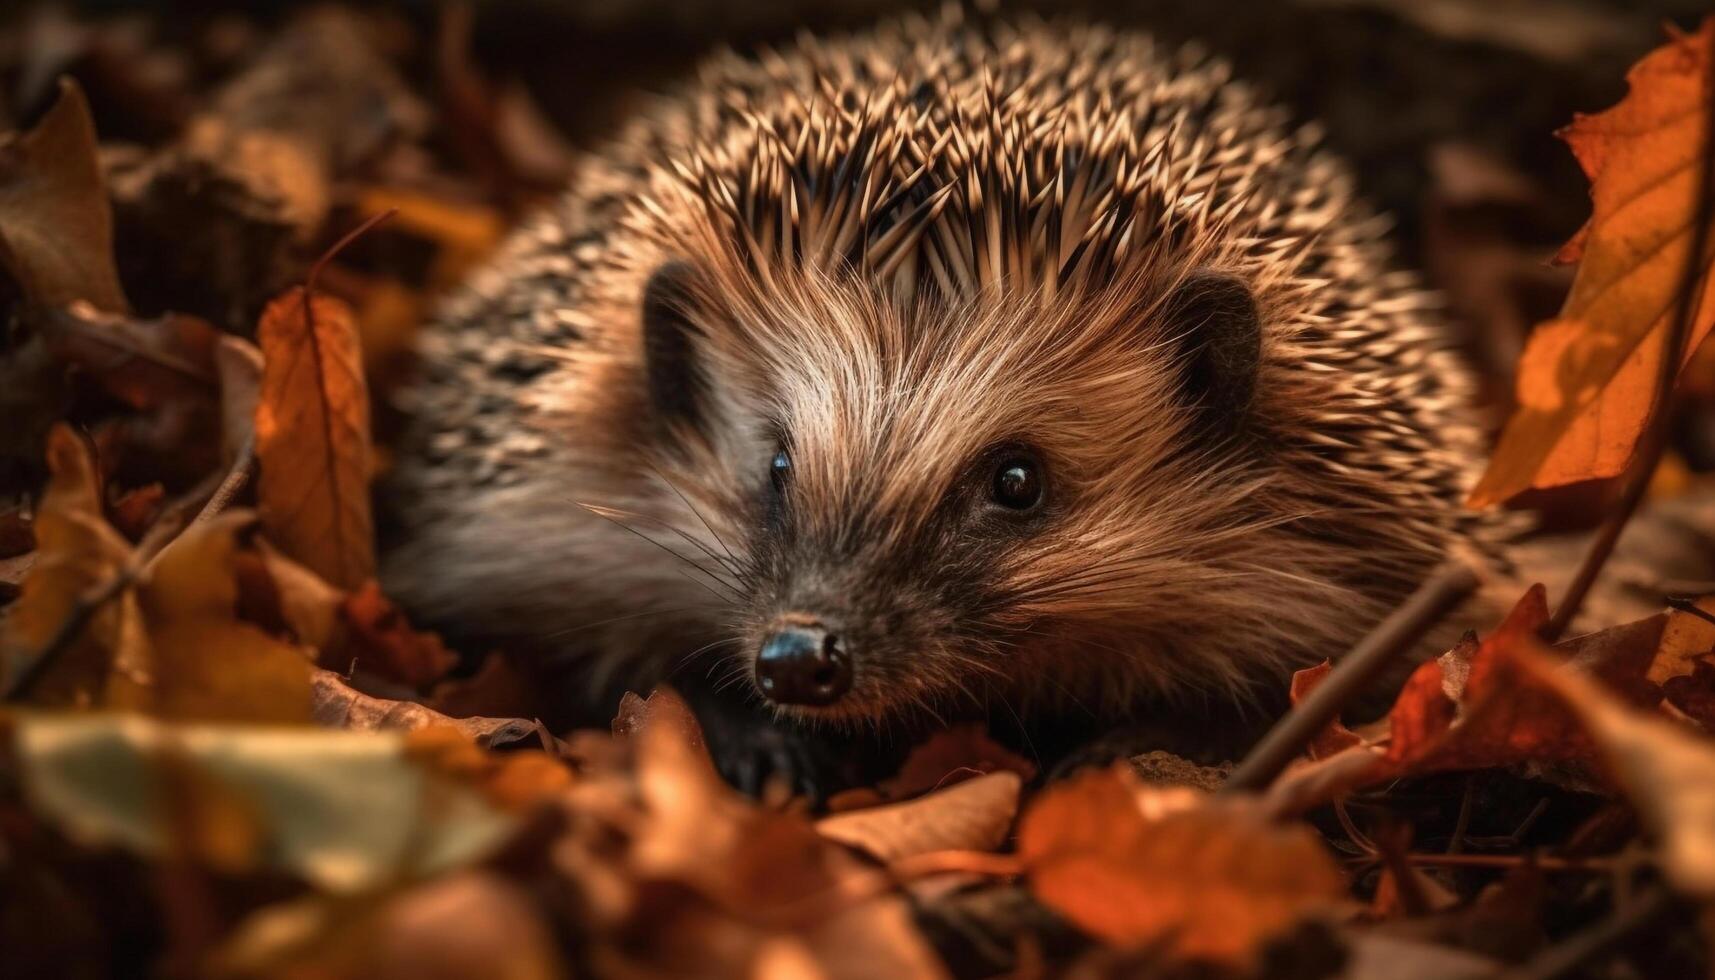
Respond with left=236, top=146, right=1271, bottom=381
left=1221, top=560, right=1481, bottom=794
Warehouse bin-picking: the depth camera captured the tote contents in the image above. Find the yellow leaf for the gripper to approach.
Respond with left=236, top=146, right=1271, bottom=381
left=131, top=512, right=313, bottom=724
left=0, top=426, right=140, bottom=704
left=1471, top=20, right=1715, bottom=505
left=254, top=286, right=376, bottom=590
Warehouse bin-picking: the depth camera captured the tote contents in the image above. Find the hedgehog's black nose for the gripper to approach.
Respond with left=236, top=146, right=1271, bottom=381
left=755, top=622, right=850, bottom=706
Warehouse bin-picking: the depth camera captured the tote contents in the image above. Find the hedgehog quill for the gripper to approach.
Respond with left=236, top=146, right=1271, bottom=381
left=385, top=14, right=1495, bottom=795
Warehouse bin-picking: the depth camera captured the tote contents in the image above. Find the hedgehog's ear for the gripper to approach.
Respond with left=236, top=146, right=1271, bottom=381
left=1161, top=270, right=1262, bottom=434
left=641, top=261, right=712, bottom=437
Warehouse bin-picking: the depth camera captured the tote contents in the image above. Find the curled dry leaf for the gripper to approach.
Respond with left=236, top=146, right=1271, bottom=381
left=1472, top=19, right=1715, bottom=504
left=817, top=770, right=1022, bottom=864
left=0, top=78, right=128, bottom=311
left=1279, top=586, right=1667, bottom=809
left=254, top=285, right=376, bottom=590
left=36, top=302, right=218, bottom=413
left=1288, top=660, right=1364, bottom=759
left=877, top=723, right=1038, bottom=800
left=1017, top=765, right=1347, bottom=963
left=311, top=668, right=540, bottom=750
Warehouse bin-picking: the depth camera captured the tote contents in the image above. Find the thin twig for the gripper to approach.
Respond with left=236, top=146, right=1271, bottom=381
left=1666, top=595, right=1715, bottom=628
left=1546, top=53, right=1715, bottom=641
left=187, top=433, right=256, bottom=529
left=1491, top=884, right=1672, bottom=980
left=1222, top=560, right=1481, bottom=794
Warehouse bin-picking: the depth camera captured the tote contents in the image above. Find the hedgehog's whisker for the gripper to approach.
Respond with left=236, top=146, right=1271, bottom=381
left=586, top=496, right=747, bottom=581
left=573, top=500, right=743, bottom=600
left=646, top=461, right=747, bottom=573
left=542, top=605, right=714, bottom=640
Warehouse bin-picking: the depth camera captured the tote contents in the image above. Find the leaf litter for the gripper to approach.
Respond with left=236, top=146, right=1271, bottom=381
left=5, top=7, right=1715, bottom=980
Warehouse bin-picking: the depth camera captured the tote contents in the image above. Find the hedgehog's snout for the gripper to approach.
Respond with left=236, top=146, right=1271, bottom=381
left=755, top=617, right=851, bottom=706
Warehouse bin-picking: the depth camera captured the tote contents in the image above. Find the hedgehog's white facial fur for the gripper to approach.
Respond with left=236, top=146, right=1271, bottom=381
left=639, top=261, right=1413, bottom=723
left=384, top=12, right=1491, bottom=729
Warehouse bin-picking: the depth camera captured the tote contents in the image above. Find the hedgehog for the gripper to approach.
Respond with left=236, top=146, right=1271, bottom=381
left=383, top=12, right=1492, bottom=793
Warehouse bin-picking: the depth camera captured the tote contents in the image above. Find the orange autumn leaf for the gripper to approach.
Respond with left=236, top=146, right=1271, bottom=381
left=1287, top=660, right=1364, bottom=759
left=1471, top=19, right=1715, bottom=505
left=1017, top=767, right=1346, bottom=963
left=339, top=581, right=458, bottom=689
left=254, top=286, right=376, bottom=590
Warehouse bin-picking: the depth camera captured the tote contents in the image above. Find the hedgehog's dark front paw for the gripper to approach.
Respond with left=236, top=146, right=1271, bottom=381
left=706, top=720, right=853, bottom=803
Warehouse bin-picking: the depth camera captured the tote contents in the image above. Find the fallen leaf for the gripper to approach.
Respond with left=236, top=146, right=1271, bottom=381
left=1652, top=594, right=1715, bottom=686
left=1288, top=660, right=1365, bottom=759
left=1278, top=587, right=1665, bottom=808
left=11, top=711, right=515, bottom=892
left=1521, top=648, right=1715, bottom=898
left=878, top=723, right=1038, bottom=800
left=817, top=771, right=1022, bottom=864
left=236, top=535, right=346, bottom=650
left=311, top=668, right=540, bottom=750
left=213, top=873, right=567, bottom=980
left=0, top=425, right=139, bottom=703
left=1472, top=20, right=1715, bottom=504
left=36, top=301, right=218, bottom=411
left=0, top=79, right=128, bottom=311
left=339, top=581, right=457, bottom=689
left=1017, top=766, right=1346, bottom=962
left=254, top=285, right=376, bottom=590
left=124, top=512, right=313, bottom=723
left=613, top=687, right=706, bottom=754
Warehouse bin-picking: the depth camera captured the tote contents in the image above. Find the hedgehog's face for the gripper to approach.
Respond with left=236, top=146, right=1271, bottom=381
left=638, top=259, right=1286, bottom=723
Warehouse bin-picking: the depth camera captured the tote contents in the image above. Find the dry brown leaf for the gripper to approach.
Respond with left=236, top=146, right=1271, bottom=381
left=254, top=285, right=376, bottom=590
left=816, top=771, right=1021, bottom=864
left=0, top=79, right=128, bottom=311
left=311, top=669, right=540, bottom=750
left=1288, top=660, right=1365, bottom=759
left=36, top=302, right=218, bottom=412
left=1520, top=648, right=1715, bottom=898
left=339, top=581, right=457, bottom=689
left=877, top=723, right=1038, bottom=800
left=1017, top=766, right=1346, bottom=962
left=1472, top=20, right=1715, bottom=504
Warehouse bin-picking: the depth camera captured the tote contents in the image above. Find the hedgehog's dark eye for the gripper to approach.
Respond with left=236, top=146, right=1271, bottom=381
left=991, top=457, right=1043, bottom=511
left=769, top=448, right=792, bottom=492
